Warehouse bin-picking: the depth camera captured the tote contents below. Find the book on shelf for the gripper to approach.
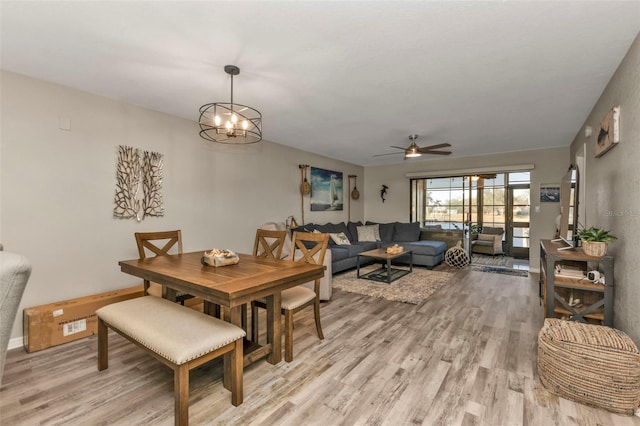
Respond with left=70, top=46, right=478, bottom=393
left=554, top=265, right=585, bottom=279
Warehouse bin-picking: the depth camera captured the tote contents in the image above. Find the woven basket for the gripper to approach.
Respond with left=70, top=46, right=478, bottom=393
left=582, top=240, right=607, bottom=257
left=538, top=319, right=640, bottom=415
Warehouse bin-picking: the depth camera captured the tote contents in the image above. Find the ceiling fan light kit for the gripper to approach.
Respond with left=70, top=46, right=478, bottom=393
left=199, top=65, right=263, bottom=144
left=374, top=134, right=452, bottom=159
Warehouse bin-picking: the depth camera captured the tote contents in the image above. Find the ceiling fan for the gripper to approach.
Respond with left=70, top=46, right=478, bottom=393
left=374, top=134, right=452, bottom=159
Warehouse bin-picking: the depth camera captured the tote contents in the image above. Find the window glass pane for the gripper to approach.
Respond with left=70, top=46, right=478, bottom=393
left=427, top=178, right=449, bottom=189
left=509, top=172, right=531, bottom=183
left=483, top=188, right=494, bottom=205
left=513, top=206, right=530, bottom=222
left=513, top=237, right=530, bottom=248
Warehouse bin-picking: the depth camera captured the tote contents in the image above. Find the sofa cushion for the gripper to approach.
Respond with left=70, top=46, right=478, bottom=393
left=292, top=224, right=316, bottom=233
left=329, top=246, right=351, bottom=262
left=480, top=227, right=504, bottom=235
left=472, top=240, right=493, bottom=247
left=478, top=233, right=499, bottom=241
left=357, top=225, right=379, bottom=242
left=331, top=244, right=368, bottom=260
left=366, top=222, right=395, bottom=242
left=403, top=240, right=447, bottom=256
left=346, top=221, right=362, bottom=242
left=394, top=222, right=421, bottom=242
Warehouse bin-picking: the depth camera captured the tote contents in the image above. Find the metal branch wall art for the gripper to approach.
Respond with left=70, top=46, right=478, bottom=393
left=113, top=145, right=164, bottom=221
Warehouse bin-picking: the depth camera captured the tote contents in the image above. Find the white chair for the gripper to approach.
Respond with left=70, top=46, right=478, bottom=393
left=0, top=250, right=32, bottom=382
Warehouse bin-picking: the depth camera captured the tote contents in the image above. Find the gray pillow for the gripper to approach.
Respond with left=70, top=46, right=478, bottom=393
left=367, top=221, right=395, bottom=242
left=394, top=222, right=421, bottom=242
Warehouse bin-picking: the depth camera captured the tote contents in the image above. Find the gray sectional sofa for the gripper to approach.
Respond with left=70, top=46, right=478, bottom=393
left=292, top=221, right=447, bottom=274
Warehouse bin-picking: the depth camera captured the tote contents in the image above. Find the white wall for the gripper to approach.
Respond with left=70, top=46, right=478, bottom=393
left=363, top=147, right=570, bottom=270
left=569, top=34, right=640, bottom=344
left=0, top=71, right=363, bottom=341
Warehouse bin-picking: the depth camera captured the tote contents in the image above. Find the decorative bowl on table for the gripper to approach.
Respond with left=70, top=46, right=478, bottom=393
left=201, top=248, right=239, bottom=267
left=386, top=244, right=403, bottom=255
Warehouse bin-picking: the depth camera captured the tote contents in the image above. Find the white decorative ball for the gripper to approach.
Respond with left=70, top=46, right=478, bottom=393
left=445, top=242, right=470, bottom=268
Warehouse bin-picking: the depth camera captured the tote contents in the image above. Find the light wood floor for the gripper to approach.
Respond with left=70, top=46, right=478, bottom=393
left=2, top=268, right=639, bottom=425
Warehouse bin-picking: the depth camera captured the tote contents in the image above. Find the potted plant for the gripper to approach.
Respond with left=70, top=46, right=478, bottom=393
left=578, top=227, right=617, bottom=256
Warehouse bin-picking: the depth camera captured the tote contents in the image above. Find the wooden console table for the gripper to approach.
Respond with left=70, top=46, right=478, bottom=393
left=540, top=239, right=614, bottom=326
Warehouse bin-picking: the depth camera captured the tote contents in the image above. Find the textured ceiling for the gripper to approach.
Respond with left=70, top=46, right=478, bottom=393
left=1, top=2, right=639, bottom=166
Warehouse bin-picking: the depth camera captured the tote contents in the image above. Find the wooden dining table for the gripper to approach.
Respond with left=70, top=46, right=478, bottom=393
left=118, top=251, right=325, bottom=368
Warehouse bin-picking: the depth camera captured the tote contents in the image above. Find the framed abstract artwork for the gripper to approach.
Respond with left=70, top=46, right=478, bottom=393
left=310, top=167, right=343, bottom=211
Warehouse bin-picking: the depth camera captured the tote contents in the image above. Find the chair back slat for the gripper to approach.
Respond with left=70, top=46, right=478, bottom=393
left=289, top=231, right=329, bottom=266
left=253, top=229, right=287, bottom=259
left=135, top=230, right=183, bottom=259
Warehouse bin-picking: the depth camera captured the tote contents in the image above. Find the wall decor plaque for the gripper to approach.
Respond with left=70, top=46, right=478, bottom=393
left=594, top=106, right=620, bottom=158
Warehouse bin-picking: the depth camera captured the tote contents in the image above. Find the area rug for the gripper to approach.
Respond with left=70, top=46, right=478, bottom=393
left=332, top=266, right=454, bottom=304
left=470, top=265, right=529, bottom=277
left=472, top=253, right=513, bottom=267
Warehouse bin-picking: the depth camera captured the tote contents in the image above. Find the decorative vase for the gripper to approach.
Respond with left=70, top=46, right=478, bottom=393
left=300, top=178, right=311, bottom=195
left=351, top=186, right=360, bottom=200
left=581, top=240, right=607, bottom=257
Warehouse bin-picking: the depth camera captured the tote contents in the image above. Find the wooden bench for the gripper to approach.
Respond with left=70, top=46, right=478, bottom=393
left=96, top=296, right=246, bottom=426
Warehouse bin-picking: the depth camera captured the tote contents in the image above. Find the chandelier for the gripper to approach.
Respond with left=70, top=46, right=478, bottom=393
left=199, top=65, right=262, bottom=144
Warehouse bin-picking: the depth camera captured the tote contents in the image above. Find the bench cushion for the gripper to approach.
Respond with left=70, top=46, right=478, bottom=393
left=97, top=296, right=246, bottom=365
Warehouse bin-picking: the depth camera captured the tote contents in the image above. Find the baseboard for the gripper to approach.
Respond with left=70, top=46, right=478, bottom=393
left=8, top=336, right=23, bottom=351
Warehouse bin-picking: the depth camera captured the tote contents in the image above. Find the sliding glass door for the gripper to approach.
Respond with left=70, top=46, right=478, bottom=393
left=411, top=171, right=531, bottom=259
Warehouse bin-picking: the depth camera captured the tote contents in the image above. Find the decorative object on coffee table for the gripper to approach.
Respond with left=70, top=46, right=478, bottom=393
left=445, top=241, right=470, bottom=268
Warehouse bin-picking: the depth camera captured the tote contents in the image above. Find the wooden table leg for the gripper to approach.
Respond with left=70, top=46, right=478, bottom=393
left=266, top=292, right=282, bottom=364
left=224, top=306, right=243, bottom=390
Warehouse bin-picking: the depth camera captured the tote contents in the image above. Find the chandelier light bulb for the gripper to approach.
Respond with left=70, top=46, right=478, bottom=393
left=226, top=121, right=233, bottom=130
left=242, top=120, right=249, bottom=130
left=214, top=115, right=221, bottom=126
left=231, top=113, right=238, bottom=124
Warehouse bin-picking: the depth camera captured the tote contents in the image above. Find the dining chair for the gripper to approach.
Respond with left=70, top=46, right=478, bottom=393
left=252, top=231, right=329, bottom=362
left=250, top=229, right=288, bottom=342
left=134, top=230, right=194, bottom=305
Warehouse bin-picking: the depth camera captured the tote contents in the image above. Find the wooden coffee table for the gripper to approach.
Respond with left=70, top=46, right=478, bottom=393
left=356, top=248, right=413, bottom=284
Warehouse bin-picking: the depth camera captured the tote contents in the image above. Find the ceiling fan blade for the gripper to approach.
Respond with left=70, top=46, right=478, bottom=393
left=420, top=143, right=451, bottom=150
left=389, top=146, right=408, bottom=150
left=373, top=152, right=403, bottom=157
left=418, top=149, right=452, bottom=155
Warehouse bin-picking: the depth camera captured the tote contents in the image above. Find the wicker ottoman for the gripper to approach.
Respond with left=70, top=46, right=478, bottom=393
left=538, top=318, right=640, bottom=415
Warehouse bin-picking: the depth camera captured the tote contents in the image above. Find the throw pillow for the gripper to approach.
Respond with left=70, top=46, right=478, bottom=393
left=330, top=232, right=351, bottom=245
left=357, top=225, right=380, bottom=242
left=394, top=222, right=421, bottom=242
